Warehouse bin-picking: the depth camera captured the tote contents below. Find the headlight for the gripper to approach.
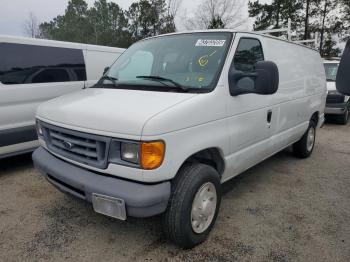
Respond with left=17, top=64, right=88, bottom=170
left=121, top=142, right=140, bottom=164
left=118, top=140, right=165, bottom=169
left=36, top=120, right=43, bottom=136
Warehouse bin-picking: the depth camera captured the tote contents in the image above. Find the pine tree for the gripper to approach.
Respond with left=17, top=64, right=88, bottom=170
left=248, top=0, right=303, bottom=31
left=310, top=0, right=341, bottom=56
left=208, top=16, right=226, bottom=29
left=39, top=0, right=178, bottom=47
left=40, top=0, right=90, bottom=43
left=127, top=0, right=176, bottom=42
left=322, top=34, right=341, bottom=57
left=87, top=0, right=131, bottom=47
left=340, top=0, right=350, bottom=41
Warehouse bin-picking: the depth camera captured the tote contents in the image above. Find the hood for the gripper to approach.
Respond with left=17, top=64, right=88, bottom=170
left=37, top=88, right=196, bottom=137
left=326, top=81, right=336, bottom=91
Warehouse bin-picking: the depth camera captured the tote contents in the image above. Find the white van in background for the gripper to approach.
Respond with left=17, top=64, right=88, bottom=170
left=324, top=60, right=350, bottom=124
left=0, top=35, right=124, bottom=158
left=33, top=31, right=326, bottom=248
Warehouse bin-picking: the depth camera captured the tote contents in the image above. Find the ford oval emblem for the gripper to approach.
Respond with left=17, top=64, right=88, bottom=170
left=62, top=141, right=73, bottom=150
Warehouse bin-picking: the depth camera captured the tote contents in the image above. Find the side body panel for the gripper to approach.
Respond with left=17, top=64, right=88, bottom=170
left=222, top=33, right=326, bottom=181
left=262, top=36, right=326, bottom=154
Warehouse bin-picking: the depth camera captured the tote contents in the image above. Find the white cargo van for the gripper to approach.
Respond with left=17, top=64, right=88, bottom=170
left=324, top=60, right=350, bottom=124
left=33, top=31, right=326, bottom=248
left=0, top=35, right=124, bottom=158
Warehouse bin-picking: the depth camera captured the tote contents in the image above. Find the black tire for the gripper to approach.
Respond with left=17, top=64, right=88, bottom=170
left=337, top=107, right=349, bottom=125
left=162, top=163, right=221, bottom=249
left=293, top=119, right=317, bottom=158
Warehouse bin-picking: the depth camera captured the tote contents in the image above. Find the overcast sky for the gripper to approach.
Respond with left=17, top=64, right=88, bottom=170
left=0, top=0, right=253, bottom=37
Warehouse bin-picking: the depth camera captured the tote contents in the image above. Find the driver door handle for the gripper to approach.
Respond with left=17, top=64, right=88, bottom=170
left=267, top=110, right=272, bottom=127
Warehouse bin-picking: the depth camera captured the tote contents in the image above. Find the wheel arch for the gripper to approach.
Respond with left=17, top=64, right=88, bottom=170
left=175, top=147, right=225, bottom=179
left=310, top=111, right=319, bottom=126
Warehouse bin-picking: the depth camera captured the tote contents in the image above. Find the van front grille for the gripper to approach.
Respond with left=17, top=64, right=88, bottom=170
left=41, top=123, right=110, bottom=169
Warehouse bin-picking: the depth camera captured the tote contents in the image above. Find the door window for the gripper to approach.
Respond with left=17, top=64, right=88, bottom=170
left=0, top=43, right=86, bottom=84
left=233, top=38, right=264, bottom=72
left=230, top=38, right=265, bottom=90
left=32, top=69, right=70, bottom=83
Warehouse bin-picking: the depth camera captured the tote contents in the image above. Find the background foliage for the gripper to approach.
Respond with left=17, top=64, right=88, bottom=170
left=248, top=0, right=348, bottom=57
left=25, top=0, right=348, bottom=57
left=38, top=0, right=177, bottom=48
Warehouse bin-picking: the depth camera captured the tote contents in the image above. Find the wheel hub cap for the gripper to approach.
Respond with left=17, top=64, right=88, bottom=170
left=191, top=182, right=217, bottom=234
left=307, top=127, right=315, bottom=152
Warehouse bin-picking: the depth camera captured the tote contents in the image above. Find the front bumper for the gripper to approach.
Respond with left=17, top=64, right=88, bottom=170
left=32, top=147, right=171, bottom=218
left=325, top=102, right=348, bottom=115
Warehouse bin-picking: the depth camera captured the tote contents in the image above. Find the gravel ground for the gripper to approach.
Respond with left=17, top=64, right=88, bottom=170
left=0, top=121, right=349, bottom=262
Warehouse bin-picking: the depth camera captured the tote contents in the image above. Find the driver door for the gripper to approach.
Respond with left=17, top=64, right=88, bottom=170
left=224, top=34, right=276, bottom=179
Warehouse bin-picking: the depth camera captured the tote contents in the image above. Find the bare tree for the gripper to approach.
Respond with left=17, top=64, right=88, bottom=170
left=167, top=0, right=182, bottom=17
left=185, top=0, right=246, bottom=30
left=23, top=12, right=41, bottom=38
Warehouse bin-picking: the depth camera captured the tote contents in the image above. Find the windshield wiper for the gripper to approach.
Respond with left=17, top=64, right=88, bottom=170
left=136, top=75, right=188, bottom=92
left=100, top=75, right=119, bottom=87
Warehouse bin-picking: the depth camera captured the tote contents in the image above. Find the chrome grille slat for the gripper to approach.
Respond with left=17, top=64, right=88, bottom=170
left=51, top=140, right=98, bottom=158
left=41, top=123, right=110, bottom=169
left=50, top=131, right=97, bottom=148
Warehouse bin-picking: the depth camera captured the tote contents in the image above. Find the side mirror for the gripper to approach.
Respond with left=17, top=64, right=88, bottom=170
left=336, top=39, right=350, bottom=95
left=103, top=66, right=110, bottom=75
left=229, top=61, right=279, bottom=96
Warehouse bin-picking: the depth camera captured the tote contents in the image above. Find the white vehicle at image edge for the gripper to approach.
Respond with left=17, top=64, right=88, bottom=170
left=32, top=30, right=326, bottom=248
left=323, top=60, right=350, bottom=124
left=0, top=35, right=124, bottom=158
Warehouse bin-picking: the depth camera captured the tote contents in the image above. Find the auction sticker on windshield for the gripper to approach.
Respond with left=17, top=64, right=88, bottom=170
left=195, top=39, right=226, bottom=47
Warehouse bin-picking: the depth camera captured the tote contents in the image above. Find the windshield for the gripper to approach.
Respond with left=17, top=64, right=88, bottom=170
left=98, top=32, right=232, bottom=92
left=324, top=63, right=338, bottom=82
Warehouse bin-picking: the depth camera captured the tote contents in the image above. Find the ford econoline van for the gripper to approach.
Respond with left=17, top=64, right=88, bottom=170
left=32, top=30, right=326, bottom=248
left=0, top=35, right=124, bottom=158
left=324, top=60, right=349, bottom=124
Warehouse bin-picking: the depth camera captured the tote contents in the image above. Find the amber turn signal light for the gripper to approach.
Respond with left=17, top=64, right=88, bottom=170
left=140, top=141, right=165, bottom=170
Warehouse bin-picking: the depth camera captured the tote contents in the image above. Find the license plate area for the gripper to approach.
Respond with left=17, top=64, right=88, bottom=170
left=92, top=193, right=126, bottom=220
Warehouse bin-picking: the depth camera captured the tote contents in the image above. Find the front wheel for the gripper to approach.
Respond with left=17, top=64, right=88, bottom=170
left=162, top=163, right=221, bottom=248
left=293, top=119, right=317, bottom=158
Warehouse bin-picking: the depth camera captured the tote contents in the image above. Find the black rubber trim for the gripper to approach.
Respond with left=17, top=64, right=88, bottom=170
left=326, top=102, right=349, bottom=109
left=47, top=174, right=85, bottom=198
left=0, top=125, right=37, bottom=147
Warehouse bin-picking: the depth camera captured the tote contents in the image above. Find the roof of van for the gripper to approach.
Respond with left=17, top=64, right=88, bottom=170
left=0, top=34, right=125, bottom=53
left=144, top=29, right=319, bottom=52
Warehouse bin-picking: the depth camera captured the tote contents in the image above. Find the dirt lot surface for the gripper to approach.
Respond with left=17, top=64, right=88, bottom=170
left=0, top=122, right=349, bottom=262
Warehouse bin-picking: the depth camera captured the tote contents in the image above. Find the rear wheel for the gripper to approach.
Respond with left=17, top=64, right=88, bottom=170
left=293, top=119, right=317, bottom=158
left=162, top=163, right=221, bottom=248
